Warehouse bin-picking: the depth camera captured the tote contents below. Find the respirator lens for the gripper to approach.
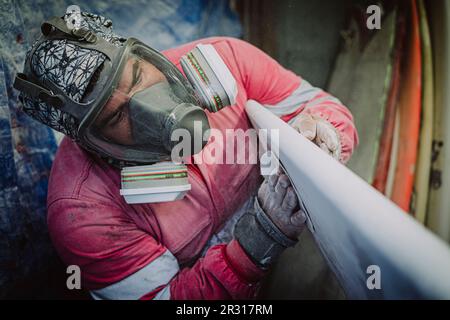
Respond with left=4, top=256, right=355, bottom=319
left=83, top=43, right=209, bottom=163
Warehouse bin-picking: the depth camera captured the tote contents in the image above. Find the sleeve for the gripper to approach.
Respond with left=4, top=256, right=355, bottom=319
left=47, top=198, right=266, bottom=300
left=224, top=38, right=359, bottom=163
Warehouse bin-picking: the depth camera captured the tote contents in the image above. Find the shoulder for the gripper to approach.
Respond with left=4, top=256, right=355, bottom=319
left=163, top=37, right=271, bottom=97
left=162, top=37, right=260, bottom=74
left=47, top=137, right=121, bottom=205
left=46, top=144, right=164, bottom=289
left=162, top=36, right=251, bottom=60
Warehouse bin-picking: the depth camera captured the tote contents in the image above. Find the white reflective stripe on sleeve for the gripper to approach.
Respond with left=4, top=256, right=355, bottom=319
left=263, top=78, right=321, bottom=117
left=90, top=250, right=179, bottom=300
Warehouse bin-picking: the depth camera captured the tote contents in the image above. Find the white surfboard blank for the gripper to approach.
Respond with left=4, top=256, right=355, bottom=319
left=245, top=100, right=450, bottom=299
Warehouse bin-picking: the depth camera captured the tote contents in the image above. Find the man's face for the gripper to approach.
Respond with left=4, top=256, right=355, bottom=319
left=93, top=56, right=166, bottom=145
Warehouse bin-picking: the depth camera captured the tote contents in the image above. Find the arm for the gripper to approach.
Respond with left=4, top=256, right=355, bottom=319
left=223, top=38, right=358, bottom=163
left=48, top=198, right=265, bottom=300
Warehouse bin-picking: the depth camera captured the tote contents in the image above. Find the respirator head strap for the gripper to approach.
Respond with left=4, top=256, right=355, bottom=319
left=40, top=16, right=123, bottom=62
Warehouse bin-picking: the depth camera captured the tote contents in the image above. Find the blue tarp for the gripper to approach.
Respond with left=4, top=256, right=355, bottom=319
left=0, top=0, right=241, bottom=298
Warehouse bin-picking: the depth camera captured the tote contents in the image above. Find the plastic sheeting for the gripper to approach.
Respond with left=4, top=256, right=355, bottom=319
left=0, top=0, right=241, bottom=298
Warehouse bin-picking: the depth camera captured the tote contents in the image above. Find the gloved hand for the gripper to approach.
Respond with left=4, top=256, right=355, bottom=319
left=233, top=170, right=307, bottom=269
left=257, top=172, right=306, bottom=239
left=291, top=113, right=341, bottom=161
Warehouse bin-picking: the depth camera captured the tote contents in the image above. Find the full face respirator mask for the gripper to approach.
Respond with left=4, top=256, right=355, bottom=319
left=14, top=15, right=237, bottom=166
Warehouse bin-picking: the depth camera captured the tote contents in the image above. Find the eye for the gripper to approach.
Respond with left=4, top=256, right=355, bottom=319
left=108, top=103, right=127, bottom=126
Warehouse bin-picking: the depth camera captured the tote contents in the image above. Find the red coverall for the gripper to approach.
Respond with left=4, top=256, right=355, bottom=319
left=47, top=37, right=358, bottom=300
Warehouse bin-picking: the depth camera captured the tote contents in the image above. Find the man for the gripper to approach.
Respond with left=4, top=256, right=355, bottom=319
left=14, top=11, right=358, bottom=299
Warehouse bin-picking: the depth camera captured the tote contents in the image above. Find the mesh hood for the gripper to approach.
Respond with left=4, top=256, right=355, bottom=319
left=20, top=11, right=125, bottom=139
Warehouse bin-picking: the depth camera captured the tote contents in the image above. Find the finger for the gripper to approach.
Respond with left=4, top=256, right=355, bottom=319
left=268, top=174, right=279, bottom=192
left=316, top=138, right=339, bottom=160
left=277, top=165, right=285, bottom=176
left=319, top=142, right=332, bottom=155
left=294, top=114, right=317, bottom=140
left=277, top=174, right=291, bottom=190
left=258, top=180, right=268, bottom=203
left=317, top=121, right=339, bottom=152
left=290, top=210, right=307, bottom=228
left=281, top=186, right=298, bottom=211
left=274, top=174, right=290, bottom=202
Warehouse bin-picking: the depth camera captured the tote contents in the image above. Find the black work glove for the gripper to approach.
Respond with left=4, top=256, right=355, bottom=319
left=234, top=170, right=307, bottom=269
left=257, top=172, right=307, bottom=239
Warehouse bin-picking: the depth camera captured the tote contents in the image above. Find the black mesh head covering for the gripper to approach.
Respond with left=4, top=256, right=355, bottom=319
left=20, top=11, right=125, bottom=140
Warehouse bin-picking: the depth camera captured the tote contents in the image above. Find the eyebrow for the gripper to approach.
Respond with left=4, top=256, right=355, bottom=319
left=127, top=60, right=140, bottom=94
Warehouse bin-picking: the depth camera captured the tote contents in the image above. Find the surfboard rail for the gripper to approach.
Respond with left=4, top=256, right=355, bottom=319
left=246, top=99, right=450, bottom=299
